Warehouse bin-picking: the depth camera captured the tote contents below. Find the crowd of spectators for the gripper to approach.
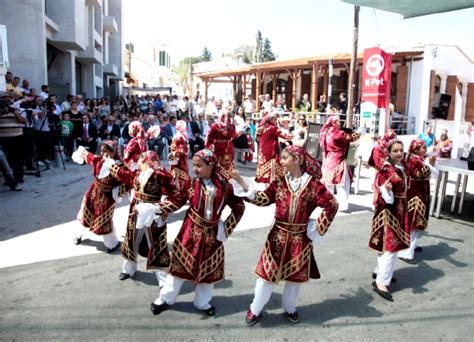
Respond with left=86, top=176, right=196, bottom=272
left=1, top=71, right=331, bottom=193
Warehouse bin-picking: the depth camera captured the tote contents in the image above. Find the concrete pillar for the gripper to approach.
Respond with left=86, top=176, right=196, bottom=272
left=83, top=64, right=96, bottom=98
left=48, top=50, right=76, bottom=100
left=0, top=0, right=47, bottom=88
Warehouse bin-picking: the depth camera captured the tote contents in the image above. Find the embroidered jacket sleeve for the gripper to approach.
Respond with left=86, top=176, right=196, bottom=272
left=247, top=181, right=277, bottom=207
left=222, top=190, right=246, bottom=238
left=313, top=181, right=338, bottom=235
left=158, top=168, right=180, bottom=197
left=204, top=125, right=216, bottom=148
left=158, top=180, right=191, bottom=217
left=110, top=163, right=136, bottom=189
left=85, top=152, right=102, bottom=167
left=123, top=138, right=139, bottom=165
left=409, top=157, right=431, bottom=180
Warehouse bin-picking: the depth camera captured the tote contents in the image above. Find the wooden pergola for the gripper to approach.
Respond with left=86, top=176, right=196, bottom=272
left=195, top=51, right=423, bottom=112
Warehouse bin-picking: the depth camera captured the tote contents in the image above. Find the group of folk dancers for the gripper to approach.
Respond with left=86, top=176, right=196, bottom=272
left=71, top=111, right=436, bottom=325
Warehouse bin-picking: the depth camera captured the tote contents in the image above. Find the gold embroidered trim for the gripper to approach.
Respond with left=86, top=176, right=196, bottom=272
left=172, top=239, right=196, bottom=275
left=196, top=245, right=224, bottom=282
left=408, top=196, right=427, bottom=227
left=250, top=191, right=271, bottom=206
left=224, top=212, right=238, bottom=237
left=322, top=160, right=346, bottom=184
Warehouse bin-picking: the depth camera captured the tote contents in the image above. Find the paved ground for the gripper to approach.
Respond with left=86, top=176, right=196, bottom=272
left=0, top=159, right=473, bottom=341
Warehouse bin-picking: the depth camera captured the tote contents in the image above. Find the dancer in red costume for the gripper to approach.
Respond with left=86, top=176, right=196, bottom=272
left=205, top=108, right=238, bottom=176
left=368, top=130, right=397, bottom=171
left=168, top=119, right=190, bottom=189
left=110, top=151, right=179, bottom=285
left=398, top=139, right=437, bottom=263
left=370, top=139, right=410, bottom=301
left=150, top=149, right=245, bottom=317
left=319, top=116, right=360, bottom=211
left=254, top=112, right=292, bottom=183
left=231, top=146, right=337, bottom=325
left=123, top=121, right=147, bottom=170
left=72, top=140, right=121, bottom=252
left=244, top=127, right=255, bottom=162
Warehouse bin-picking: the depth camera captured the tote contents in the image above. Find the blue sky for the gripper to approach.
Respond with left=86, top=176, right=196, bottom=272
left=124, top=0, right=474, bottom=63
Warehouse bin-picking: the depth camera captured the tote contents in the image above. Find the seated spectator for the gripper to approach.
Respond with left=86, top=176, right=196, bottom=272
left=99, top=115, right=121, bottom=140
left=147, top=115, right=165, bottom=156
left=435, top=128, right=453, bottom=159
left=76, top=114, right=98, bottom=153
left=163, top=115, right=177, bottom=145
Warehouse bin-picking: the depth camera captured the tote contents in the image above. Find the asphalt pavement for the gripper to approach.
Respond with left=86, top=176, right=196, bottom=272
left=0, top=159, right=473, bottom=341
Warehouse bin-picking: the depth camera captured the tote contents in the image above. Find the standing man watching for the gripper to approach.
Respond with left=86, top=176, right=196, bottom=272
left=0, top=91, right=26, bottom=184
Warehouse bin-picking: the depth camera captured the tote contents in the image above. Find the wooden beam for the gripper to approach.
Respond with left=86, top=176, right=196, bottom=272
left=256, top=72, right=261, bottom=112
left=323, top=67, right=329, bottom=103
left=242, top=75, right=247, bottom=98
left=311, top=62, right=319, bottom=113
left=272, top=74, right=278, bottom=101
left=204, top=78, right=209, bottom=104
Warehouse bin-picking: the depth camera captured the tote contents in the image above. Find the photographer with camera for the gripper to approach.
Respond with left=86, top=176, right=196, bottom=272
left=32, top=96, right=54, bottom=166
left=0, top=91, right=26, bottom=189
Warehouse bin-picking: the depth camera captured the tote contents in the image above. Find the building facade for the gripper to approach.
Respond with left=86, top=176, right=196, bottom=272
left=0, top=0, right=124, bottom=100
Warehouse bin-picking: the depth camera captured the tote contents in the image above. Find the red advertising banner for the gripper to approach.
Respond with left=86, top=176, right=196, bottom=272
left=361, top=47, right=392, bottom=109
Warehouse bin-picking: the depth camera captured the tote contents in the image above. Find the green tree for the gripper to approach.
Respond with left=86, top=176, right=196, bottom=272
left=200, top=47, right=212, bottom=61
left=262, top=38, right=276, bottom=62
left=254, top=30, right=263, bottom=63
left=172, top=56, right=202, bottom=95
left=231, top=45, right=254, bottom=64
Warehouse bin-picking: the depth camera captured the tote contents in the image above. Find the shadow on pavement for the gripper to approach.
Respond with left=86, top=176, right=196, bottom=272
left=392, top=260, right=445, bottom=294
left=415, top=242, right=468, bottom=268
left=296, top=287, right=383, bottom=325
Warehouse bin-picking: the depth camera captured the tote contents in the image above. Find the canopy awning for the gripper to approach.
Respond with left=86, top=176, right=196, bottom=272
left=341, top=0, right=474, bottom=18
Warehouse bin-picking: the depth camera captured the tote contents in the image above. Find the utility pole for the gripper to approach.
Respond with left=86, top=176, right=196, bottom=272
left=346, top=5, right=359, bottom=128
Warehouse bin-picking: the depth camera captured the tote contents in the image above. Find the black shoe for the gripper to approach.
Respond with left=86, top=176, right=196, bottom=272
left=119, top=272, right=131, bottom=281
left=285, top=311, right=300, bottom=323
left=74, top=237, right=82, bottom=245
left=200, top=305, right=216, bottom=317
left=107, top=242, right=120, bottom=254
left=150, top=302, right=169, bottom=315
left=245, top=309, right=261, bottom=326
left=372, top=273, right=397, bottom=283
left=26, top=166, right=37, bottom=171
left=399, top=257, right=417, bottom=265
left=16, top=179, right=24, bottom=184
left=415, top=246, right=423, bottom=252
left=372, top=281, right=393, bottom=301
left=9, top=184, right=22, bottom=191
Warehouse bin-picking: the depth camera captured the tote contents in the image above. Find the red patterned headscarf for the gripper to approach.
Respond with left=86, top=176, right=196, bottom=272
left=101, top=140, right=120, bottom=160
left=192, top=148, right=226, bottom=211
left=284, top=145, right=322, bottom=179
left=382, top=130, right=397, bottom=145
left=408, top=139, right=426, bottom=155
left=319, top=115, right=340, bottom=148
left=217, top=111, right=229, bottom=129
left=140, top=151, right=161, bottom=171
left=194, top=148, right=218, bottom=166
